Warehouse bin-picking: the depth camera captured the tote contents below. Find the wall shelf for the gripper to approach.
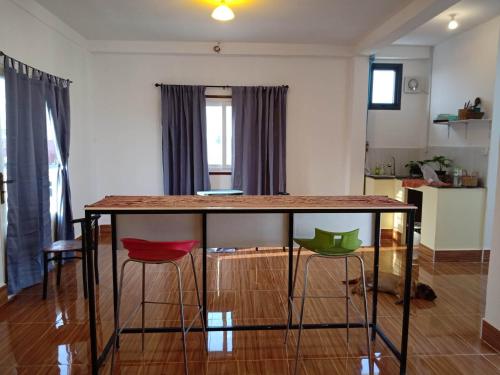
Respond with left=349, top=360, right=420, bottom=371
left=432, top=119, right=492, bottom=139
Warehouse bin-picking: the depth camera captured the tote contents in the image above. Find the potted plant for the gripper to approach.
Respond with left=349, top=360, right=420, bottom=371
left=405, top=160, right=426, bottom=178
left=428, top=155, right=452, bottom=177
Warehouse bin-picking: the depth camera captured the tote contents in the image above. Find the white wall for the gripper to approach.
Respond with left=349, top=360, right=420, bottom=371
left=90, top=52, right=357, bottom=198
left=429, top=16, right=500, bottom=148
left=484, top=26, right=500, bottom=252
left=484, top=141, right=500, bottom=330
left=367, top=58, right=431, bottom=149
left=0, top=0, right=92, bottom=286
left=428, top=15, right=500, bottom=250
left=345, top=56, right=370, bottom=194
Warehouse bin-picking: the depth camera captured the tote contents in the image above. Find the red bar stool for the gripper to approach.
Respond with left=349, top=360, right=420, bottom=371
left=111, top=238, right=207, bottom=374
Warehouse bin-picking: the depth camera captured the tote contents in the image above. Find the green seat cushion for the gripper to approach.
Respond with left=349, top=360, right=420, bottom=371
left=294, top=228, right=362, bottom=256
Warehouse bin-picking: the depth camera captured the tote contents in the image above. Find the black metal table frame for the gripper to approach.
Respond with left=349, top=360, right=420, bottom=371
left=84, top=207, right=415, bottom=375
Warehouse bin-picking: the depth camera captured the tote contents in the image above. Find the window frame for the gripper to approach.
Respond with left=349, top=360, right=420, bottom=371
left=368, top=63, right=403, bottom=111
left=206, top=97, right=232, bottom=173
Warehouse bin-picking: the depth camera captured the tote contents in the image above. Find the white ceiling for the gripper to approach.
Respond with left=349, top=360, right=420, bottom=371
left=33, top=0, right=414, bottom=44
left=395, top=0, right=500, bottom=46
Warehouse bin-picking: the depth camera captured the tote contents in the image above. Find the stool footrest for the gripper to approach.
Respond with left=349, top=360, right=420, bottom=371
left=288, top=296, right=365, bottom=323
left=116, top=304, right=204, bottom=338
left=143, top=300, right=200, bottom=308
left=290, top=294, right=351, bottom=300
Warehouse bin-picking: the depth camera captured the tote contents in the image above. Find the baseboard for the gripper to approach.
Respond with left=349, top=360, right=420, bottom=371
left=417, top=244, right=485, bottom=262
left=483, top=249, right=491, bottom=262
left=381, top=229, right=393, bottom=240
left=417, top=244, right=435, bottom=263
left=434, top=250, right=483, bottom=262
left=76, top=224, right=112, bottom=244
left=99, top=225, right=111, bottom=244
left=0, top=285, right=8, bottom=308
left=380, top=229, right=403, bottom=244
left=482, top=319, right=500, bottom=351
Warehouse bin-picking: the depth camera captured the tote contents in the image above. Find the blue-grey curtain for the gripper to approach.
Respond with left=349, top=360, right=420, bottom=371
left=46, top=78, right=74, bottom=241
left=4, top=59, right=52, bottom=294
left=232, top=86, right=288, bottom=195
left=161, top=85, right=211, bottom=195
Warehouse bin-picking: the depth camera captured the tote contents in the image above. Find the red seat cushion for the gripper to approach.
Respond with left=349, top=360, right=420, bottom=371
left=121, top=238, right=199, bottom=262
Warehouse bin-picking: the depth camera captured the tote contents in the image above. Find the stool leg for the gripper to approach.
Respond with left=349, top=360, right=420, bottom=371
left=93, top=248, right=100, bottom=285
left=93, top=221, right=100, bottom=285
left=190, top=253, right=207, bottom=353
left=175, top=264, right=189, bottom=375
left=356, top=255, right=372, bottom=369
left=141, top=263, right=146, bottom=352
left=111, top=259, right=130, bottom=374
left=293, top=256, right=312, bottom=375
left=285, top=247, right=302, bottom=345
left=81, top=250, right=88, bottom=300
left=345, top=257, right=350, bottom=344
left=42, top=253, right=49, bottom=299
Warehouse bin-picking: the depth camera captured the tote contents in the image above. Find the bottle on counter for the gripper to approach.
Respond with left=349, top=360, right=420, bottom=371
left=453, top=167, right=463, bottom=187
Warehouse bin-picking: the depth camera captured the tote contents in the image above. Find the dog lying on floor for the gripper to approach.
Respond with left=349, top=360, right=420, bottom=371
left=345, top=271, right=437, bottom=304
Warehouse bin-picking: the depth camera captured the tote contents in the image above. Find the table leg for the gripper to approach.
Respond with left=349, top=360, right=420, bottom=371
left=202, top=213, right=208, bottom=326
left=111, top=214, right=119, bottom=348
left=371, top=212, right=381, bottom=341
left=85, top=211, right=98, bottom=375
left=400, top=210, right=415, bottom=375
left=288, top=213, right=294, bottom=322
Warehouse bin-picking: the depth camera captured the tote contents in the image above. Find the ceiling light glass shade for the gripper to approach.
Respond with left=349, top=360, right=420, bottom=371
left=212, top=3, right=235, bottom=21
left=448, top=18, right=458, bottom=30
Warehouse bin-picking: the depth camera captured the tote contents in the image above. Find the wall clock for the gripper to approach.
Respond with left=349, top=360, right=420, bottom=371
left=404, top=76, right=426, bottom=94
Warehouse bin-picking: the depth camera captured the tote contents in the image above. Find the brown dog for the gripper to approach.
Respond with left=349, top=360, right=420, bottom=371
left=346, top=270, right=437, bottom=304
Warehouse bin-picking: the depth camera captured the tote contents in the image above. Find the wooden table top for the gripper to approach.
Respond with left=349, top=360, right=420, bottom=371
left=85, top=195, right=416, bottom=212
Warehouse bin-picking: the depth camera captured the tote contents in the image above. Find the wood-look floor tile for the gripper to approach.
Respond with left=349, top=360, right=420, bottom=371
left=207, top=329, right=288, bottom=361
left=237, top=359, right=297, bottom=375
left=406, top=354, right=500, bottom=374
left=285, top=326, right=388, bottom=359
left=17, top=323, right=91, bottom=366
left=0, top=367, right=17, bottom=375
left=377, top=315, right=481, bottom=356
left=237, top=290, right=288, bottom=320
left=0, top=245, right=497, bottom=374
left=0, top=323, right=54, bottom=366
left=482, top=354, right=500, bottom=370
left=10, top=365, right=91, bottom=374
left=139, top=362, right=196, bottom=375
left=302, top=356, right=399, bottom=375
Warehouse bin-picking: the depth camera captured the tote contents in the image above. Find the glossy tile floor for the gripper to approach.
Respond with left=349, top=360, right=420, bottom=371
left=0, top=240, right=498, bottom=374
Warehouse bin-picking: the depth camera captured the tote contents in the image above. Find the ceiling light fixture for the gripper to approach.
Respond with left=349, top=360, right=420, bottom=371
left=211, top=0, right=235, bottom=22
left=448, top=14, right=459, bottom=30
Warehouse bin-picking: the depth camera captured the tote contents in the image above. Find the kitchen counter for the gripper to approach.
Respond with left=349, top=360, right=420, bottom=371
left=365, top=176, right=486, bottom=252
left=365, top=175, right=483, bottom=189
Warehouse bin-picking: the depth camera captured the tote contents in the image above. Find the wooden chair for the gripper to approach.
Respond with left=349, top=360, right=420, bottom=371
left=42, top=215, right=101, bottom=299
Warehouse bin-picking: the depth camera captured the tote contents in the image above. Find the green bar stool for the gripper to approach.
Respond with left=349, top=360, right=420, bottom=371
left=285, top=228, right=371, bottom=375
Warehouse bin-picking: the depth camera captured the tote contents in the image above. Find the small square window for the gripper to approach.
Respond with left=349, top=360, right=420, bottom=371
left=369, top=63, right=402, bottom=110
left=206, top=98, right=232, bottom=172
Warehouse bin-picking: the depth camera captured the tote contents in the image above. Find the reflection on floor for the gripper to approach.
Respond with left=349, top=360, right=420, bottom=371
left=0, top=242, right=497, bottom=374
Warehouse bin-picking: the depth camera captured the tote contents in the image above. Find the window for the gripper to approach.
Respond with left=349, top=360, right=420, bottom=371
left=46, top=107, right=61, bottom=215
left=206, top=98, right=232, bottom=172
left=0, top=67, right=6, bottom=175
left=369, top=63, right=402, bottom=110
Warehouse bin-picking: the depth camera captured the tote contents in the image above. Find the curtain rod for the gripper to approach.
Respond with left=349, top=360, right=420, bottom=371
left=0, top=51, right=73, bottom=84
left=154, top=83, right=289, bottom=89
